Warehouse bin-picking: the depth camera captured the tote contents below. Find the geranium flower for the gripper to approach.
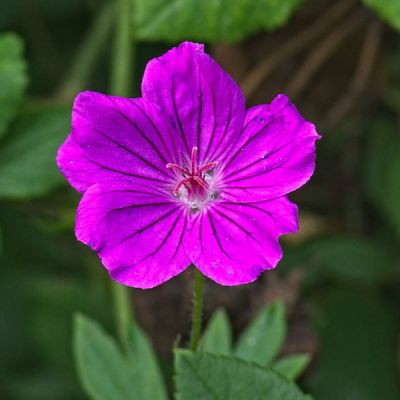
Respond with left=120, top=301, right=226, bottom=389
left=57, top=42, right=320, bottom=289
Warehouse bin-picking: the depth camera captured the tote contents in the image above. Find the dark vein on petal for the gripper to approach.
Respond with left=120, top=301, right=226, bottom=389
left=82, top=155, right=166, bottom=183
left=171, top=216, right=187, bottom=261
left=197, top=74, right=203, bottom=158
left=202, top=86, right=217, bottom=162
left=171, top=74, right=190, bottom=154
left=219, top=201, right=274, bottom=220
left=138, top=213, right=181, bottom=263
left=129, top=100, right=175, bottom=161
left=213, top=207, right=262, bottom=245
left=92, top=127, right=170, bottom=178
left=222, top=119, right=275, bottom=171
left=208, top=212, right=231, bottom=258
left=108, top=99, right=170, bottom=166
left=106, top=201, right=171, bottom=216
left=222, top=137, right=295, bottom=181
left=224, top=159, right=289, bottom=185
left=105, top=188, right=168, bottom=198
left=117, top=207, right=177, bottom=246
left=210, top=97, right=233, bottom=161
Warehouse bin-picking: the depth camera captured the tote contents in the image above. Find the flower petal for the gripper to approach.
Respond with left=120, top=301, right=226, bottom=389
left=189, top=196, right=298, bottom=285
left=75, top=182, right=190, bottom=288
left=221, top=94, right=320, bottom=202
left=141, top=41, right=245, bottom=164
left=57, top=91, right=176, bottom=193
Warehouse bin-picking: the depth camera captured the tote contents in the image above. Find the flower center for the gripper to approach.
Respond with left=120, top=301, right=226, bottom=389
left=166, top=147, right=218, bottom=210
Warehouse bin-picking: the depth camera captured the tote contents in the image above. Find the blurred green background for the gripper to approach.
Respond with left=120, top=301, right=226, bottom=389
left=0, top=0, right=399, bottom=399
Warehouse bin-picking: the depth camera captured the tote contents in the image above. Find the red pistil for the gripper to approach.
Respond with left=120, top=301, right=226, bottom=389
left=167, top=147, right=218, bottom=196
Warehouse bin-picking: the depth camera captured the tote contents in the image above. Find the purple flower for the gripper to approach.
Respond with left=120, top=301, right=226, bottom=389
left=56, top=42, right=320, bottom=289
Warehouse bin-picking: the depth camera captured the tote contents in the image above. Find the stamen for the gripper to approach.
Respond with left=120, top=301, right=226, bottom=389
left=197, top=161, right=218, bottom=175
left=193, top=176, right=209, bottom=190
left=166, top=163, right=190, bottom=175
left=174, top=177, right=192, bottom=196
left=191, top=146, right=198, bottom=174
left=167, top=146, right=218, bottom=201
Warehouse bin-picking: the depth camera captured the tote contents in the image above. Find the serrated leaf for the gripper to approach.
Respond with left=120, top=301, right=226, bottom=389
left=0, top=105, right=70, bottom=199
left=74, top=314, right=136, bottom=400
left=175, top=350, right=312, bottom=400
left=311, top=236, right=394, bottom=284
left=235, top=301, right=286, bottom=366
left=135, top=0, right=302, bottom=42
left=362, top=0, right=400, bottom=31
left=273, top=354, right=311, bottom=381
left=200, top=309, right=232, bottom=356
left=0, top=33, right=28, bottom=138
left=127, top=325, right=168, bottom=400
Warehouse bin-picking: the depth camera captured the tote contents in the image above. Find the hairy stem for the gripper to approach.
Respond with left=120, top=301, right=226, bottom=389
left=190, top=268, right=205, bottom=351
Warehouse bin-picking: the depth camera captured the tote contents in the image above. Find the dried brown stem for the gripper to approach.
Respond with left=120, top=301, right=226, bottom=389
left=321, top=18, right=383, bottom=130
left=286, top=9, right=367, bottom=100
left=241, top=0, right=358, bottom=99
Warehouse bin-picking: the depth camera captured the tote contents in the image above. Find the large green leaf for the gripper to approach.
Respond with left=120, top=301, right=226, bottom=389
left=0, top=33, right=28, bottom=138
left=364, top=118, right=400, bottom=237
left=363, top=0, right=400, bottom=31
left=311, top=236, right=394, bottom=284
left=200, top=309, right=232, bottom=356
left=273, top=354, right=310, bottom=381
left=127, top=325, right=168, bottom=400
left=135, top=0, right=302, bottom=42
left=235, top=301, right=286, bottom=366
left=309, top=292, right=400, bottom=400
left=74, top=314, right=167, bottom=400
left=0, top=105, right=70, bottom=199
left=74, top=314, right=136, bottom=400
left=175, top=350, right=312, bottom=400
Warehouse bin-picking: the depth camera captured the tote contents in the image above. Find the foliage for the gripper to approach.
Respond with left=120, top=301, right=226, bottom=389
left=135, top=0, right=302, bottom=42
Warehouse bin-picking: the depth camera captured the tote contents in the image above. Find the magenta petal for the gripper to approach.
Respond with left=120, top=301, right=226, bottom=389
left=141, top=42, right=246, bottom=165
left=56, top=91, right=176, bottom=193
left=221, top=94, right=320, bottom=202
left=75, top=182, right=190, bottom=288
left=188, top=196, right=298, bottom=285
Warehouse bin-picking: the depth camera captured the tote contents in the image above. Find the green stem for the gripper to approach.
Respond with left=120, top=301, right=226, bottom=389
left=111, top=281, right=132, bottom=352
left=57, top=2, right=113, bottom=99
left=190, top=268, right=204, bottom=351
left=110, top=0, right=135, bottom=352
left=110, top=0, right=133, bottom=97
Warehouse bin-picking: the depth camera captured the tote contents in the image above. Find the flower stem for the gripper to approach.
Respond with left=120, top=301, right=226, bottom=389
left=190, top=268, right=204, bottom=352
left=111, top=281, right=132, bottom=352
left=110, top=0, right=133, bottom=97
left=110, top=0, right=134, bottom=352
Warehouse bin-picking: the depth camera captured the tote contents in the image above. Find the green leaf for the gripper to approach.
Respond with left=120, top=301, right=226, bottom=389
left=175, top=350, right=312, bottom=400
left=235, top=301, right=286, bottom=366
left=311, top=236, right=394, bottom=284
left=127, top=324, right=168, bottom=400
left=309, top=291, right=400, bottom=400
left=362, top=0, right=400, bottom=31
left=0, top=105, right=70, bottom=199
left=364, top=118, right=400, bottom=238
left=74, top=314, right=136, bottom=400
left=273, top=354, right=311, bottom=381
left=0, top=33, right=28, bottom=138
left=200, top=309, right=232, bottom=356
left=135, top=0, right=302, bottom=42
